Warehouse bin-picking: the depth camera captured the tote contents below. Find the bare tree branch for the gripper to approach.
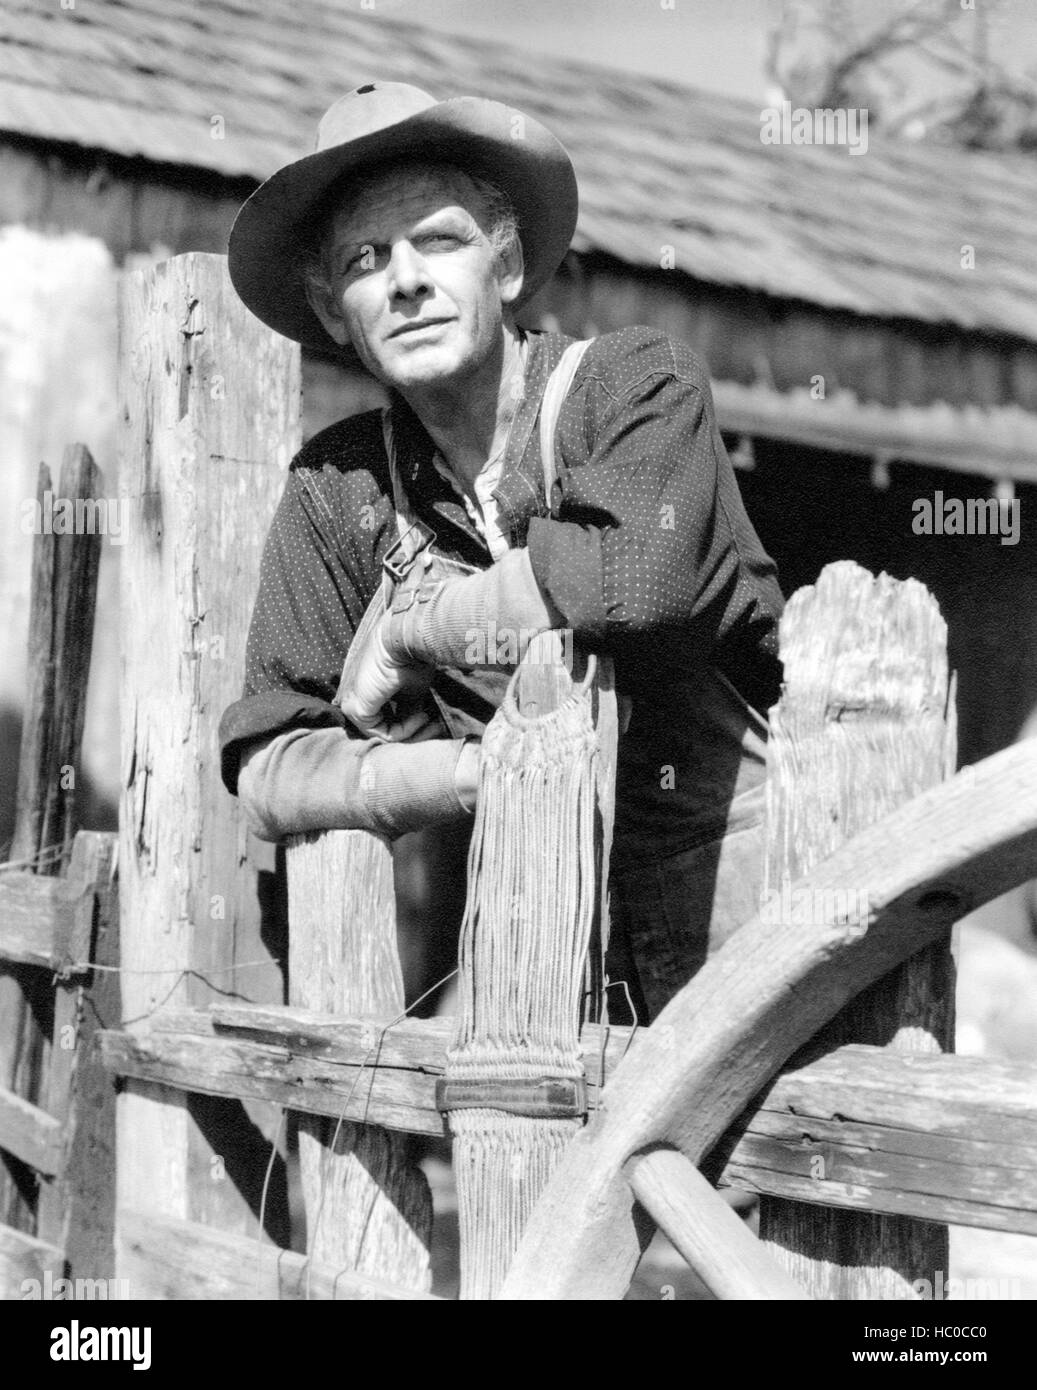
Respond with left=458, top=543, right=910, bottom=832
left=766, top=0, right=1036, bottom=151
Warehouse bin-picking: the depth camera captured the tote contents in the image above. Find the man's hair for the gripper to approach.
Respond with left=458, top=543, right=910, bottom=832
left=297, top=162, right=521, bottom=314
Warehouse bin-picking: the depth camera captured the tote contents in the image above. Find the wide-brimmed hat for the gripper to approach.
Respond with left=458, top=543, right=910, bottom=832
left=228, top=81, right=579, bottom=356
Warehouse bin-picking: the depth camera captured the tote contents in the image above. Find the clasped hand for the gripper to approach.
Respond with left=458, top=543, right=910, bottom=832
left=339, top=613, right=437, bottom=742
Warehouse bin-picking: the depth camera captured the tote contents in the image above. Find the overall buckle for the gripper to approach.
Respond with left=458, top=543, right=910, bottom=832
left=382, top=520, right=437, bottom=583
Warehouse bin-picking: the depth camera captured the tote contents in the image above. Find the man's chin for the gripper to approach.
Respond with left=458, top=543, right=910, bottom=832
left=377, top=344, right=471, bottom=390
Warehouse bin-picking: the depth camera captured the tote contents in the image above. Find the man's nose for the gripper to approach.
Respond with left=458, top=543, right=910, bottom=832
left=386, top=241, right=431, bottom=301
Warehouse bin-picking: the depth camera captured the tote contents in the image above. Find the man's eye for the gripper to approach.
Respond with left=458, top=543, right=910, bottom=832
left=340, top=246, right=380, bottom=275
left=418, top=234, right=462, bottom=250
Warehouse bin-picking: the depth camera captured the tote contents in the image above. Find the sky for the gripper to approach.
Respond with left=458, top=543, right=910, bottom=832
left=369, top=0, right=1037, bottom=107
left=373, top=0, right=771, bottom=97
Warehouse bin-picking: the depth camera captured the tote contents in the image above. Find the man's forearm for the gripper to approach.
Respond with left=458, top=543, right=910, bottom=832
left=387, top=546, right=563, bottom=670
left=237, top=725, right=474, bottom=842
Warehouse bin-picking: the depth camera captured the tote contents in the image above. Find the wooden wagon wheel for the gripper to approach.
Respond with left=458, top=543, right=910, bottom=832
left=498, top=737, right=1037, bottom=1299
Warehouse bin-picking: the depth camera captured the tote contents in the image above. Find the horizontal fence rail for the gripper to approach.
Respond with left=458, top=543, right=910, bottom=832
left=118, top=1211, right=441, bottom=1302
left=98, top=1002, right=1037, bottom=1237
left=0, top=1089, right=64, bottom=1177
left=0, top=872, right=95, bottom=974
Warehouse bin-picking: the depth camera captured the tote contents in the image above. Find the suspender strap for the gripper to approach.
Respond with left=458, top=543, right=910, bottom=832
left=380, top=407, right=415, bottom=541
left=539, top=338, right=593, bottom=518
left=379, top=408, right=435, bottom=598
left=378, top=333, right=595, bottom=592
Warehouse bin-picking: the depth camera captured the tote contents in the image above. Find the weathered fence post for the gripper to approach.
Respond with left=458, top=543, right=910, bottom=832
left=35, top=830, right=117, bottom=1263
left=0, top=446, right=101, bottom=1245
left=285, top=832, right=433, bottom=1289
left=59, top=829, right=121, bottom=1285
left=117, top=254, right=296, bottom=1285
left=444, top=635, right=617, bottom=1298
left=758, top=560, right=955, bottom=1298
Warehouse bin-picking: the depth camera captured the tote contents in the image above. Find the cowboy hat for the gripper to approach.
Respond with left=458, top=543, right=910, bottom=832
left=228, top=82, right=579, bottom=356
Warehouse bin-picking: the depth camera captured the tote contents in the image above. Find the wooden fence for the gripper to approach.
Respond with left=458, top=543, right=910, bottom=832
left=9, top=252, right=1037, bottom=1299
left=0, top=446, right=119, bottom=1298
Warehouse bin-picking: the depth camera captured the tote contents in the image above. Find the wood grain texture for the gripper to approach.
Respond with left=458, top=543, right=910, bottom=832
left=759, top=562, right=954, bottom=1299
left=512, top=629, right=578, bottom=718
left=0, top=1222, right=64, bottom=1292
left=101, top=1026, right=446, bottom=1135
left=98, top=1010, right=1037, bottom=1235
left=116, top=253, right=298, bottom=1261
left=206, top=1004, right=629, bottom=1089
left=118, top=1210, right=440, bottom=1302
left=11, top=447, right=101, bottom=874
left=0, top=872, right=94, bottom=971
left=0, top=1088, right=62, bottom=1177
left=62, top=832, right=121, bottom=1284
left=496, top=736, right=1037, bottom=1299
left=286, top=829, right=432, bottom=1291
left=0, top=445, right=103, bottom=1234
left=716, top=1045, right=1037, bottom=1235
left=627, top=1149, right=809, bottom=1299
left=36, top=834, right=116, bottom=1253
left=122, top=1006, right=630, bottom=1131
left=0, top=832, right=115, bottom=1289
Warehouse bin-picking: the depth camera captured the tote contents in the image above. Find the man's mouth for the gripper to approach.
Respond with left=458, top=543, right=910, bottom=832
left=388, top=318, right=453, bottom=339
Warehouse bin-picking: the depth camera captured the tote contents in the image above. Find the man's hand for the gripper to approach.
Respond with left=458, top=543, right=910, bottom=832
left=342, top=546, right=562, bottom=738
left=339, top=616, right=436, bottom=740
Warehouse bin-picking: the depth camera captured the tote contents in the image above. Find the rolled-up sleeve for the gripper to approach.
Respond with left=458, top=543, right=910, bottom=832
left=526, top=338, right=740, bottom=648
left=237, top=726, right=472, bottom=842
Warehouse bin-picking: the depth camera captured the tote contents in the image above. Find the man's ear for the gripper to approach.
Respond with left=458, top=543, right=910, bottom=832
left=304, top=281, right=352, bottom=348
left=496, top=236, right=525, bottom=309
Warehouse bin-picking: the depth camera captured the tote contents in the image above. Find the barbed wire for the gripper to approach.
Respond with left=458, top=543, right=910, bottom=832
left=51, top=939, right=632, bottom=1296
left=58, top=957, right=284, bottom=1028
left=0, top=837, right=76, bottom=873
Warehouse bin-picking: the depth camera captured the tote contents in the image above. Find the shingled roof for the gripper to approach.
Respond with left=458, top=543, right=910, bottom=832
left=3, top=0, right=1037, bottom=342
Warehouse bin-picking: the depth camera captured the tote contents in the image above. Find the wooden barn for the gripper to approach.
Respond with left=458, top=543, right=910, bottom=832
left=2, top=0, right=1036, bottom=852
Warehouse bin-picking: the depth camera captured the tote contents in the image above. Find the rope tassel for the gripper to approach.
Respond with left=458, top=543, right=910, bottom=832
left=450, top=1114, right=583, bottom=1299
left=444, top=642, right=615, bottom=1299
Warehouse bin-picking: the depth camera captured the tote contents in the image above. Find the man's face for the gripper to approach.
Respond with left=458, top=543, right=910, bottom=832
left=310, top=163, right=523, bottom=391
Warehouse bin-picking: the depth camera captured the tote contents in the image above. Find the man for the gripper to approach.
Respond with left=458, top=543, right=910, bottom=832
left=219, top=82, right=784, bottom=1023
